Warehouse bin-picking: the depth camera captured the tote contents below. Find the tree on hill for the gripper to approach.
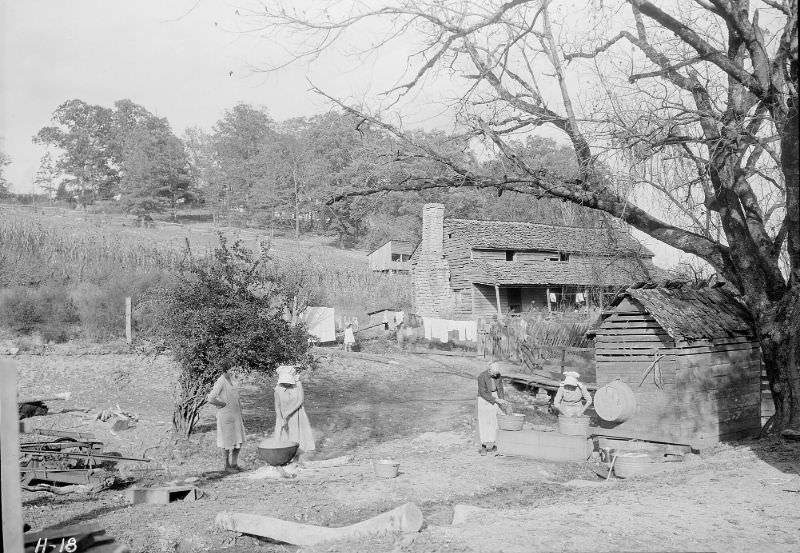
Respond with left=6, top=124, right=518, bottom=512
left=211, top=104, right=277, bottom=222
left=252, top=0, right=799, bottom=431
left=119, top=113, right=194, bottom=220
left=33, top=99, right=119, bottom=205
left=34, top=152, right=60, bottom=203
left=0, top=150, right=11, bottom=197
left=34, top=98, right=197, bottom=217
left=137, top=237, right=312, bottom=436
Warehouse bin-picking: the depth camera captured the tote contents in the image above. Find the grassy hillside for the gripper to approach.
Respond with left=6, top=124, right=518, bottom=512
left=0, top=206, right=412, bottom=342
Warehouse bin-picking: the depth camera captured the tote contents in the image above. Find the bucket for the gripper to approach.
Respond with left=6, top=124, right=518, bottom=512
left=372, top=460, right=400, bottom=478
left=613, top=452, right=653, bottom=478
left=497, top=413, right=525, bottom=431
left=594, top=379, right=637, bottom=422
left=558, top=415, right=590, bottom=436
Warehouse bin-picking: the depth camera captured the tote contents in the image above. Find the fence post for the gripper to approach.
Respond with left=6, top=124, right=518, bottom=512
left=125, top=297, right=132, bottom=344
left=1, top=360, right=24, bottom=553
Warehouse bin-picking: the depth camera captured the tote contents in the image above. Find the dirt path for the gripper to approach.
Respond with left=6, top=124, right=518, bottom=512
left=13, top=351, right=800, bottom=552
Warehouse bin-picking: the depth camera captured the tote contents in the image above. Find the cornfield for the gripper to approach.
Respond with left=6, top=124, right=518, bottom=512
left=0, top=209, right=413, bottom=333
left=0, top=213, right=187, bottom=282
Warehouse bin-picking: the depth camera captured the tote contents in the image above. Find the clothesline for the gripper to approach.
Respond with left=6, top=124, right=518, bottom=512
left=422, top=317, right=478, bottom=343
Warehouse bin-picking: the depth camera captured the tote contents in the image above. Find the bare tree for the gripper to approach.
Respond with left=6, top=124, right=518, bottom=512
left=245, top=0, right=799, bottom=431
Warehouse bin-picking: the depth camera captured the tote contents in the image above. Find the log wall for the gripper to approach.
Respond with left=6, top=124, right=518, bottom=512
left=593, top=302, right=761, bottom=447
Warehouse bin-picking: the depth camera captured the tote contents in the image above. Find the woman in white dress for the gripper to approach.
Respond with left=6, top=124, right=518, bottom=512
left=273, top=365, right=315, bottom=455
left=207, top=365, right=246, bottom=472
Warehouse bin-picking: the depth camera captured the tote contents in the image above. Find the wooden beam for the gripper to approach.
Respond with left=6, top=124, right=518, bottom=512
left=216, top=502, right=423, bottom=546
left=125, top=297, right=132, bottom=344
left=494, top=285, right=502, bottom=319
left=1, top=360, right=24, bottom=553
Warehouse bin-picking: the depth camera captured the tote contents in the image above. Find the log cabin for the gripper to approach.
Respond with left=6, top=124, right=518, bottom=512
left=412, top=203, right=664, bottom=320
left=588, top=283, right=762, bottom=448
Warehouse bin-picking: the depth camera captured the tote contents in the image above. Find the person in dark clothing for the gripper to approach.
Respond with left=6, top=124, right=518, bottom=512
left=476, top=362, right=510, bottom=455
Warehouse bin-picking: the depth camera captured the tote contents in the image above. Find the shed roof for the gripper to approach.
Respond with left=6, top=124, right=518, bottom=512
left=366, top=307, right=403, bottom=316
left=445, top=219, right=653, bottom=257
left=602, top=284, right=755, bottom=341
left=367, top=239, right=418, bottom=256
left=469, top=257, right=666, bottom=287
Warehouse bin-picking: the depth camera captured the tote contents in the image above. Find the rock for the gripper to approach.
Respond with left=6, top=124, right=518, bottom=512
left=111, top=417, right=130, bottom=431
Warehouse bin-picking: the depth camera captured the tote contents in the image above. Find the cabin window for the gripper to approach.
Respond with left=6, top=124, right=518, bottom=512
left=448, top=233, right=452, bottom=239
left=506, top=250, right=515, bottom=261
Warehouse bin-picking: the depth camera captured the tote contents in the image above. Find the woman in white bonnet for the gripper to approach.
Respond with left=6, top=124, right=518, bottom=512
left=554, top=371, right=592, bottom=417
left=273, top=365, right=315, bottom=454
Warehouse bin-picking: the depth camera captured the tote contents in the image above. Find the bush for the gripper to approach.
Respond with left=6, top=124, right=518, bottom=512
left=71, top=270, right=176, bottom=339
left=0, top=285, right=79, bottom=337
left=137, top=236, right=312, bottom=436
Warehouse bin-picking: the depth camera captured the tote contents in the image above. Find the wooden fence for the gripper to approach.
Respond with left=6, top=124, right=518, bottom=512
left=478, top=315, right=596, bottom=382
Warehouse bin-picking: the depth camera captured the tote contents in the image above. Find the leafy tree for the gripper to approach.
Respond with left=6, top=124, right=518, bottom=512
left=34, top=152, right=59, bottom=203
left=137, top=237, right=312, bottom=436
left=119, top=115, right=194, bottom=220
left=33, top=99, right=118, bottom=205
left=0, top=150, right=11, bottom=197
left=211, top=104, right=277, bottom=222
left=254, top=0, right=800, bottom=431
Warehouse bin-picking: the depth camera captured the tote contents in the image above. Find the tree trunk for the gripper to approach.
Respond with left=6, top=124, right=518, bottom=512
left=757, top=285, right=800, bottom=431
left=293, top=170, right=300, bottom=241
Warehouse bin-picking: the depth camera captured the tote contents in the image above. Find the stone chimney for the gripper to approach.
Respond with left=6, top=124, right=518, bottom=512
left=421, top=203, right=445, bottom=255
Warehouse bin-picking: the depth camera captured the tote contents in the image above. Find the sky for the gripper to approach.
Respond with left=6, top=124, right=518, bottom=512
left=1, top=0, right=688, bottom=268
left=1, top=1, right=424, bottom=189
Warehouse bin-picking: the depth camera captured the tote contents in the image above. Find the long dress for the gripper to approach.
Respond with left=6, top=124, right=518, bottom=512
left=274, top=382, right=315, bottom=452
left=477, top=391, right=502, bottom=444
left=208, top=374, right=246, bottom=449
left=476, top=370, right=504, bottom=445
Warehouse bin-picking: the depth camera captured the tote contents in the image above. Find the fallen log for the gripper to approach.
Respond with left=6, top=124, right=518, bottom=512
left=18, top=392, right=71, bottom=403
left=215, top=502, right=423, bottom=546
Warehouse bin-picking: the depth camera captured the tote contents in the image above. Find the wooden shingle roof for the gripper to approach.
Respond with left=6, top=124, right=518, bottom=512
left=445, top=219, right=653, bottom=256
left=614, top=285, right=755, bottom=341
left=470, top=257, right=665, bottom=287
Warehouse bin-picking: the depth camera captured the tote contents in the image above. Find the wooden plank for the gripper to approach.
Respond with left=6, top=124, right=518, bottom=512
left=125, top=297, right=132, bottom=344
left=216, top=503, right=424, bottom=546
left=596, top=334, right=673, bottom=342
left=1, top=360, right=24, bottom=553
left=596, top=328, right=672, bottom=336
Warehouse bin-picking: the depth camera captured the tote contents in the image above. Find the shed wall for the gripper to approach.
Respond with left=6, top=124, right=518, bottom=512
left=593, top=305, right=761, bottom=447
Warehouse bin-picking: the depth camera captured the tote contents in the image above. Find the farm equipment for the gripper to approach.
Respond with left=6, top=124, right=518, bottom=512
left=19, top=428, right=150, bottom=487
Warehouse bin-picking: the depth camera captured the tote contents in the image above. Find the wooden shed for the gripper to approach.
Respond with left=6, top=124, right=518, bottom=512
left=367, top=240, right=416, bottom=273
left=588, top=283, right=762, bottom=449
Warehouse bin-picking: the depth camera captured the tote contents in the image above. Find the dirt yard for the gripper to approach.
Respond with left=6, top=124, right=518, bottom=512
left=13, top=348, right=800, bottom=552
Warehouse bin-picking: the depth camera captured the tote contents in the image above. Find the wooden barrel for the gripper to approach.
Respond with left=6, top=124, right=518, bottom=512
left=594, top=379, right=636, bottom=422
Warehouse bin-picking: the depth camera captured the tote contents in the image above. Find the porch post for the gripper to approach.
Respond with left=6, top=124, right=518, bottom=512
left=494, top=285, right=502, bottom=319
left=546, top=287, right=551, bottom=312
